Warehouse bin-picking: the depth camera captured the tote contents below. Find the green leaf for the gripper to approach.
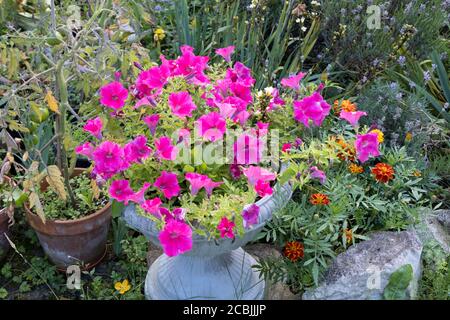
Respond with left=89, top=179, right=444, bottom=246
left=383, top=264, right=413, bottom=300
left=111, top=200, right=125, bottom=219
left=0, top=288, right=8, bottom=299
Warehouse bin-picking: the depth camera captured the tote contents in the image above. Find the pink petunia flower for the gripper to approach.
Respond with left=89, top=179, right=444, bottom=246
left=309, top=166, right=326, bottom=184
left=255, top=180, right=273, bottom=197
left=242, top=204, right=260, bottom=228
left=282, top=143, right=292, bottom=153
left=143, top=114, right=160, bottom=135
left=242, top=166, right=276, bottom=186
left=256, top=122, right=269, bottom=136
left=75, top=142, right=94, bottom=159
left=196, top=112, right=226, bottom=142
left=83, top=117, right=103, bottom=139
left=92, top=141, right=128, bottom=179
left=355, top=132, right=380, bottom=163
left=154, top=171, right=181, bottom=199
left=185, top=173, right=208, bottom=196
left=230, top=164, right=242, bottom=180
left=217, top=217, right=235, bottom=239
left=234, top=134, right=264, bottom=165
left=134, top=96, right=157, bottom=109
left=264, top=87, right=285, bottom=111
left=159, top=207, right=186, bottom=222
left=135, top=65, right=170, bottom=96
left=168, top=91, right=197, bottom=118
left=215, top=46, right=235, bottom=63
left=158, top=220, right=193, bottom=257
left=109, top=180, right=135, bottom=204
left=203, top=180, right=223, bottom=197
left=141, top=197, right=162, bottom=217
left=172, top=45, right=210, bottom=85
left=281, top=72, right=306, bottom=90
left=124, top=135, right=152, bottom=164
left=340, top=110, right=367, bottom=126
left=99, top=82, right=128, bottom=110
left=185, top=173, right=222, bottom=196
left=225, top=62, right=255, bottom=87
left=129, top=182, right=152, bottom=205
left=155, top=136, right=179, bottom=161
left=293, top=92, right=331, bottom=128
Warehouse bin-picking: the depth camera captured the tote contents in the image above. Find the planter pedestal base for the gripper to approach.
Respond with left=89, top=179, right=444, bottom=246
left=145, top=248, right=264, bottom=300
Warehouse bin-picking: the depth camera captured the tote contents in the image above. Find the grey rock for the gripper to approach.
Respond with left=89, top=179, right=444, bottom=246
left=436, top=210, right=450, bottom=233
left=430, top=210, right=450, bottom=252
left=303, top=230, right=423, bottom=300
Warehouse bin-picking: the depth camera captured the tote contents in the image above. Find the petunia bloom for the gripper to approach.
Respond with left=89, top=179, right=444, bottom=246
left=340, top=110, right=367, bottom=126
left=99, top=82, right=128, bottom=110
left=129, top=182, right=152, bottom=204
left=255, top=180, right=273, bottom=197
left=242, top=166, right=276, bottom=186
left=293, top=92, right=331, bottom=128
left=281, top=72, right=306, bottom=90
left=83, top=117, right=103, bottom=139
left=309, top=166, right=326, bottom=184
left=242, top=204, right=260, bottom=228
left=158, top=220, right=193, bottom=257
left=92, top=141, right=128, bottom=179
left=196, top=112, right=226, bottom=142
left=155, top=136, right=179, bottom=161
left=154, top=171, right=181, bottom=199
left=109, top=180, right=135, bottom=204
left=215, top=46, right=235, bottom=63
left=75, top=142, right=94, bottom=159
left=159, top=207, right=186, bottom=222
left=143, top=114, right=160, bottom=135
left=217, top=217, right=235, bottom=239
left=185, top=173, right=222, bottom=196
left=141, top=197, right=162, bottom=217
left=135, top=65, right=170, bottom=96
left=185, top=173, right=208, bottom=195
left=234, top=134, right=264, bottom=165
left=282, top=143, right=292, bottom=153
left=355, top=132, right=380, bottom=163
left=168, top=91, right=197, bottom=118
left=124, top=135, right=152, bottom=164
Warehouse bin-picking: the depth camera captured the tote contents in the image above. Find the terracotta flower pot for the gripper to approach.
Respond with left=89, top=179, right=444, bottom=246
left=0, top=176, right=14, bottom=262
left=0, top=208, right=11, bottom=261
left=25, top=168, right=112, bottom=270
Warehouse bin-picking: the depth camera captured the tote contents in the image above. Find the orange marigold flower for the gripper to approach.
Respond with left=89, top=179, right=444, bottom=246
left=371, top=163, right=395, bottom=183
left=344, top=229, right=353, bottom=244
left=310, top=193, right=330, bottom=205
left=341, top=99, right=357, bottom=112
left=283, top=241, right=304, bottom=262
left=413, top=170, right=421, bottom=177
left=370, top=129, right=384, bottom=143
left=336, top=138, right=356, bottom=162
left=348, top=163, right=364, bottom=174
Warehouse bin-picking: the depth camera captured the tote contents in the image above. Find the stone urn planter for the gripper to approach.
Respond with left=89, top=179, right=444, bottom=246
left=123, top=181, right=293, bottom=300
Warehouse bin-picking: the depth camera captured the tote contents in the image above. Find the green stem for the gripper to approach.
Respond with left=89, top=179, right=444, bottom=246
left=55, top=60, right=76, bottom=207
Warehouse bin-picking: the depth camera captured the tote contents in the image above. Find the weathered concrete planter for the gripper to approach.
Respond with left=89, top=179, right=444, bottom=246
left=25, top=168, right=112, bottom=270
left=123, top=181, right=292, bottom=300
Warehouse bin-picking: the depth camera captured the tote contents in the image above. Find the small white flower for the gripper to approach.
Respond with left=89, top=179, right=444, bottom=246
left=301, top=26, right=307, bottom=32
